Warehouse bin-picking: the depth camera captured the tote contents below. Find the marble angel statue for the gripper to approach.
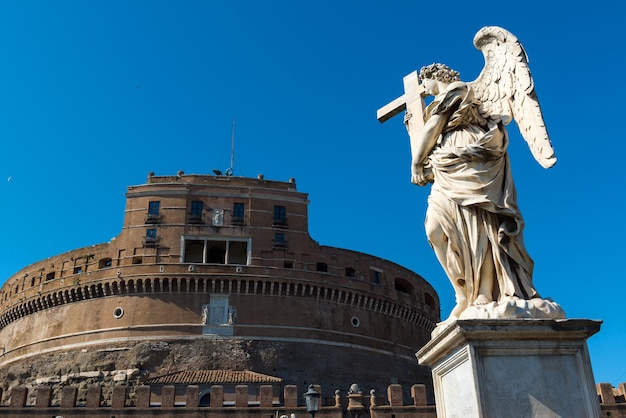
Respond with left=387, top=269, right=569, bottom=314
left=392, top=26, right=564, bottom=325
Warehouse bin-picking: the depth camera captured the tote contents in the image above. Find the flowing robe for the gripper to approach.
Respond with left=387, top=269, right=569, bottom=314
left=424, top=82, right=538, bottom=304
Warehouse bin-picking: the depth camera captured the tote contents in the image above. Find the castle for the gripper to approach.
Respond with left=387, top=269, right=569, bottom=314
left=0, top=172, right=441, bottom=408
left=3, top=172, right=622, bottom=417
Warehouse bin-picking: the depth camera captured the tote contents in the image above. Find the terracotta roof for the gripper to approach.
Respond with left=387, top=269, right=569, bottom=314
left=144, top=370, right=282, bottom=385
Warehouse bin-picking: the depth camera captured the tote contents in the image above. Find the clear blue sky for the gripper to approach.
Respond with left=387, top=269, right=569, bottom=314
left=1, top=1, right=624, bottom=386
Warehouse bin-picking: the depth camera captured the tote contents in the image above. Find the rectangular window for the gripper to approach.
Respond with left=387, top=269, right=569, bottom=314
left=371, top=268, right=382, bottom=284
left=147, top=201, right=161, bottom=223
left=191, top=201, right=203, bottom=217
left=148, top=201, right=160, bottom=215
left=190, top=201, right=203, bottom=223
left=233, top=202, right=245, bottom=224
left=182, top=237, right=250, bottom=265
left=145, top=228, right=158, bottom=246
left=185, top=240, right=204, bottom=263
left=207, top=241, right=227, bottom=263
left=228, top=241, right=248, bottom=264
left=273, top=232, right=286, bottom=248
left=273, top=205, right=287, bottom=226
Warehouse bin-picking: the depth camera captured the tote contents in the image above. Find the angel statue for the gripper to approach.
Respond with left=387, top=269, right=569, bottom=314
left=378, top=26, right=565, bottom=327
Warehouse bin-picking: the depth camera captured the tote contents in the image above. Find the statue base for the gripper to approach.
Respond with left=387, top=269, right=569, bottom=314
left=416, top=319, right=602, bottom=418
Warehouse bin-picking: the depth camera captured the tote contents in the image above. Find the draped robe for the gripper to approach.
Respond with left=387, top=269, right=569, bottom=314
left=424, top=82, right=538, bottom=304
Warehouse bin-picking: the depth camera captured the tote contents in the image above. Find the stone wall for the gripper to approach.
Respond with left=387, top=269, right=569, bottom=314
left=0, top=381, right=621, bottom=417
left=0, top=383, right=436, bottom=418
left=597, top=382, right=626, bottom=417
left=0, top=338, right=435, bottom=407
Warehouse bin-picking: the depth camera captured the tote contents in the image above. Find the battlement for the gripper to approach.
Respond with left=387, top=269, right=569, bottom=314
left=0, top=383, right=436, bottom=418
left=2, top=381, right=625, bottom=417
left=597, top=382, right=626, bottom=417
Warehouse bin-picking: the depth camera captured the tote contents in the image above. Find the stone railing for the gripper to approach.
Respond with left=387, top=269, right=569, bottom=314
left=0, top=383, right=436, bottom=418
left=597, top=382, right=626, bottom=417
left=2, top=382, right=624, bottom=417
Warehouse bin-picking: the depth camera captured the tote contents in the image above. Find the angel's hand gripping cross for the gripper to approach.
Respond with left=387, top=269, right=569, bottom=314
left=377, top=71, right=433, bottom=184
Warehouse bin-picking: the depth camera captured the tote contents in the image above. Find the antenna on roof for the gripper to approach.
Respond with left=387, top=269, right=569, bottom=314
left=213, top=119, right=236, bottom=177
left=227, top=119, right=235, bottom=176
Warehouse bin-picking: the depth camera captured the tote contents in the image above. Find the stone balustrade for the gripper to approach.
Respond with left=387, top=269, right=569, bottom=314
left=0, top=383, right=435, bottom=418
left=2, top=382, right=623, bottom=417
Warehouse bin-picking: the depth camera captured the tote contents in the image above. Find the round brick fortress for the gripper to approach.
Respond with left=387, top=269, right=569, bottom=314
left=0, top=173, right=440, bottom=401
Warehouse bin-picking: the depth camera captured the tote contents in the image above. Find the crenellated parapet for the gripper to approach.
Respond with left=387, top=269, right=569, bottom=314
left=2, top=381, right=624, bottom=417
left=0, top=383, right=436, bottom=418
left=597, top=382, right=626, bottom=417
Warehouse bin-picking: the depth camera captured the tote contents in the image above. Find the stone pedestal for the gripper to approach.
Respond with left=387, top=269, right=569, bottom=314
left=416, top=319, right=602, bottom=418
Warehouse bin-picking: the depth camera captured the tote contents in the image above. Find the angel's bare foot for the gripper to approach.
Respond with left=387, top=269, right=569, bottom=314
left=474, top=294, right=492, bottom=305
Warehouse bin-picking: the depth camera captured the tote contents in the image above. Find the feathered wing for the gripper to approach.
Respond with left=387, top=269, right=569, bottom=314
left=470, top=26, right=556, bottom=169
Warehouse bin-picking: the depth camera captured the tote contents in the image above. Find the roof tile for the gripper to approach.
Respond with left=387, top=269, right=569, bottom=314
left=144, top=370, right=282, bottom=385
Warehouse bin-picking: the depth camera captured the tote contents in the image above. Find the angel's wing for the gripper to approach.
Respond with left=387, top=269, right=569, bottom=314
left=470, top=26, right=556, bottom=169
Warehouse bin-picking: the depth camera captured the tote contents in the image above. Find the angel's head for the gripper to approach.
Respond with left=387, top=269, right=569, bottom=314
left=419, top=63, right=460, bottom=86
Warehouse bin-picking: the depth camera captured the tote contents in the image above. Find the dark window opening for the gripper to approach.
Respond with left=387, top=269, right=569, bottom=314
left=183, top=238, right=249, bottom=265
left=190, top=201, right=203, bottom=223
left=45, top=272, right=55, bottom=281
left=273, top=232, right=287, bottom=248
left=146, top=201, right=161, bottom=223
left=132, top=256, right=143, bottom=264
left=73, top=267, right=83, bottom=274
left=425, top=293, right=436, bottom=310
left=284, top=260, right=294, bottom=269
left=316, top=262, right=328, bottom=273
left=99, top=258, right=113, bottom=269
left=233, top=202, right=245, bottom=225
left=185, top=240, right=204, bottom=263
left=345, top=267, right=356, bottom=278
left=148, top=201, right=160, bottom=215
left=371, top=269, right=381, bottom=284
left=228, top=241, right=247, bottom=265
left=144, top=228, right=158, bottom=246
left=394, top=278, right=414, bottom=295
left=207, top=241, right=227, bottom=264
left=273, top=205, right=287, bottom=227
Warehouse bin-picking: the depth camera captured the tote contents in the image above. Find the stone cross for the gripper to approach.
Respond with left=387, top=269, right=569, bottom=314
left=377, top=70, right=426, bottom=129
left=377, top=71, right=427, bottom=168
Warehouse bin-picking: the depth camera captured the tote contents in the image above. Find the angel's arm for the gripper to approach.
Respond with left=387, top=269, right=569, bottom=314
left=408, top=111, right=448, bottom=185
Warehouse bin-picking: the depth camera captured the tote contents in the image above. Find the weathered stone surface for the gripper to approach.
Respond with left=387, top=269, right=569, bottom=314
left=34, top=385, right=52, bottom=408
left=1, top=338, right=433, bottom=405
left=417, top=319, right=602, bottom=418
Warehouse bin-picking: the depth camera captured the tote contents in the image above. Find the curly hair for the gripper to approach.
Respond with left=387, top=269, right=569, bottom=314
left=419, top=63, right=460, bottom=83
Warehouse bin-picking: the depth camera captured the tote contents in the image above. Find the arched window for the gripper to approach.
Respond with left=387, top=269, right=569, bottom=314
left=394, top=278, right=414, bottom=295
left=98, top=258, right=113, bottom=269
